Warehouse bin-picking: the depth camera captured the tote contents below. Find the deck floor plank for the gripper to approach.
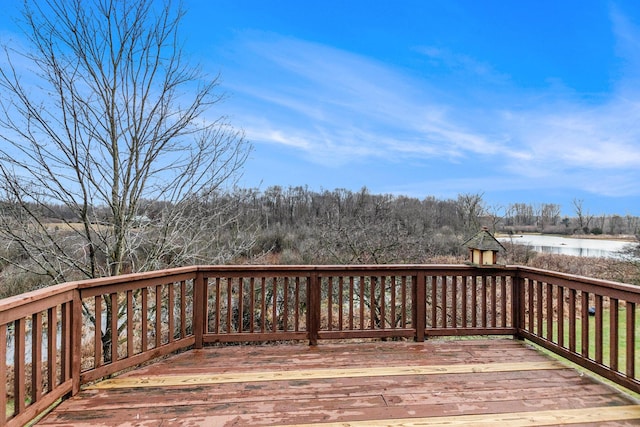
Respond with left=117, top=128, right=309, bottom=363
left=37, top=339, right=640, bottom=426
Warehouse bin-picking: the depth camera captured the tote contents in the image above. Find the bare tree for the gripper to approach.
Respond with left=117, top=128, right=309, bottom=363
left=456, top=192, right=485, bottom=237
left=0, top=0, right=251, bottom=361
left=0, top=0, right=251, bottom=283
left=573, top=198, right=593, bottom=233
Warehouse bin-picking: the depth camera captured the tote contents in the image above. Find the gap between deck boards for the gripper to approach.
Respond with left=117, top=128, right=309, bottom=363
left=89, top=360, right=564, bottom=389
left=281, top=405, right=640, bottom=426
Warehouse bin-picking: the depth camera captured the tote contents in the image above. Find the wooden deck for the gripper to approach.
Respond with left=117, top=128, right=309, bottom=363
left=36, top=338, right=640, bottom=426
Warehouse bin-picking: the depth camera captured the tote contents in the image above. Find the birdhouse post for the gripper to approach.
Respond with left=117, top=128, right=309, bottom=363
left=463, top=226, right=505, bottom=266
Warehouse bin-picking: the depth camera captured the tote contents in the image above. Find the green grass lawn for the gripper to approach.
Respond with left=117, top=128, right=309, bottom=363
left=538, top=308, right=639, bottom=369
left=543, top=308, right=640, bottom=375
left=531, top=308, right=640, bottom=400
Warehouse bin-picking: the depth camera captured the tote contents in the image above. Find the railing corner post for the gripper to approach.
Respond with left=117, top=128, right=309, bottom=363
left=308, top=272, right=320, bottom=346
left=194, top=271, right=206, bottom=349
left=72, top=288, right=82, bottom=395
left=512, top=268, right=525, bottom=340
left=413, top=272, right=426, bottom=342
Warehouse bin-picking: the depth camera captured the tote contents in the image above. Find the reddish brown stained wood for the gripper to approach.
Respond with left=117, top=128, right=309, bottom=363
left=556, top=286, right=564, bottom=349
left=451, top=276, right=458, bottom=329
left=327, top=277, right=333, bottom=331
left=47, top=306, right=56, bottom=391
left=272, top=278, right=277, bottom=333
left=500, top=276, right=507, bottom=328
left=627, top=301, right=636, bottom=377
left=32, top=311, right=43, bottom=403
left=546, top=282, right=553, bottom=341
left=110, top=293, right=118, bottom=363
left=94, top=296, right=102, bottom=368
left=359, top=276, right=364, bottom=329
left=61, top=302, right=71, bottom=383
left=14, top=318, right=25, bottom=415
left=167, top=283, right=175, bottom=342
left=472, top=275, right=479, bottom=326
left=582, top=291, right=591, bottom=357
left=0, top=323, right=6, bottom=424
left=536, top=281, right=543, bottom=336
left=141, top=287, right=148, bottom=352
left=260, top=277, right=266, bottom=333
left=38, top=340, right=640, bottom=427
left=569, top=288, right=577, bottom=352
left=349, top=276, right=354, bottom=330
left=595, top=294, right=604, bottom=364
left=338, top=277, right=344, bottom=330
left=126, top=290, right=134, bottom=355
left=283, top=277, right=289, bottom=331
left=481, top=275, right=488, bottom=328
left=180, top=280, right=187, bottom=338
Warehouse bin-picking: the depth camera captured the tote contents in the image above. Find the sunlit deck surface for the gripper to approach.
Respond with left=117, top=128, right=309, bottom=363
left=38, top=338, right=640, bottom=426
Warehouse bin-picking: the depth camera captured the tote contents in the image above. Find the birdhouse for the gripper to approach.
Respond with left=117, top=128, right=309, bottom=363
left=463, top=227, right=505, bottom=266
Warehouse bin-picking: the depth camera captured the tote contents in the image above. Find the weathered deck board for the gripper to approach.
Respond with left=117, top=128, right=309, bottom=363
left=37, top=339, right=640, bottom=426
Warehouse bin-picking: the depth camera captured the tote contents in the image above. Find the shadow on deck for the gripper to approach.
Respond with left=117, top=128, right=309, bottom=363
left=38, top=338, right=640, bottom=426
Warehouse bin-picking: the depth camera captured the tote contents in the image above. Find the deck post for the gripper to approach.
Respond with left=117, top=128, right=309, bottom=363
left=71, top=289, right=83, bottom=395
left=194, top=270, right=206, bottom=349
left=512, top=271, right=524, bottom=340
left=413, top=272, right=426, bottom=342
left=308, top=272, right=320, bottom=346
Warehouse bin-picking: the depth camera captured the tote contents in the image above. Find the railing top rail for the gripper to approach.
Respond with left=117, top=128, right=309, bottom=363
left=516, top=265, right=640, bottom=297
left=194, top=264, right=519, bottom=274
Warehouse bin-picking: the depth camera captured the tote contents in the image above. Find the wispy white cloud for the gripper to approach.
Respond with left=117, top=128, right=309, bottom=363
left=222, top=24, right=640, bottom=198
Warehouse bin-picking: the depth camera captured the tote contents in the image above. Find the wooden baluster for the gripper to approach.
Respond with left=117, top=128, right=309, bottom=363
left=47, top=306, right=57, bottom=389
left=380, top=276, right=386, bottom=329
left=272, top=278, right=277, bottom=333
left=359, top=277, right=365, bottom=330
left=15, top=318, right=26, bottom=415
left=390, top=276, right=396, bottom=329
left=94, top=296, right=102, bottom=368
left=545, top=283, right=553, bottom=341
left=261, top=277, right=266, bottom=333
left=238, top=278, right=244, bottom=333
left=294, top=277, right=300, bottom=332
left=110, top=293, right=118, bottom=361
left=370, top=276, right=376, bottom=330
left=338, top=277, right=344, bottom=331
left=32, top=312, right=43, bottom=403
left=180, top=280, right=187, bottom=338
left=491, top=276, right=497, bottom=328
left=594, top=295, right=603, bottom=364
left=441, top=276, right=447, bottom=328
left=141, top=288, right=148, bottom=352
left=527, top=279, right=534, bottom=333
left=283, top=277, right=289, bottom=332
left=168, top=284, right=175, bottom=342
left=481, top=276, right=488, bottom=328
left=250, top=277, right=256, bottom=333
left=581, top=291, right=590, bottom=358
left=155, top=286, right=162, bottom=348
left=0, top=323, right=6, bottom=424
left=500, top=276, right=507, bottom=328
left=472, top=276, right=478, bottom=327
left=626, top=301, right=636, bottom=378
left=568, top=289, right=576, bottom=353
left=610, top=298, right=619, bottom=371
left=451, top=276, right=457, bottom=328
left=557, top=286, right=565, bottom=348
left=327, top=277, right=333, bottom=331
left=127, top=290, right=134, bottom=355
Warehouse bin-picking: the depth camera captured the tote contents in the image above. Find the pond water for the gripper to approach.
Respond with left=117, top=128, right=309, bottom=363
left=498, top=234, right=634, bottom=259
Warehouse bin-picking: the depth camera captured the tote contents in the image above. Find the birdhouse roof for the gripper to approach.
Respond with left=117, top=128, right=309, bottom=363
left=463, top=227, right=505, bottom=252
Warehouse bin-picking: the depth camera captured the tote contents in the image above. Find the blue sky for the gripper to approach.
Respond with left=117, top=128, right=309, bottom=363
left=2, top=1, right=640, bottom=216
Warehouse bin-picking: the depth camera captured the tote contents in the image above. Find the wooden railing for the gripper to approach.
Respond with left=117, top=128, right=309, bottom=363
left=0, top=264, right=638, bottom=426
